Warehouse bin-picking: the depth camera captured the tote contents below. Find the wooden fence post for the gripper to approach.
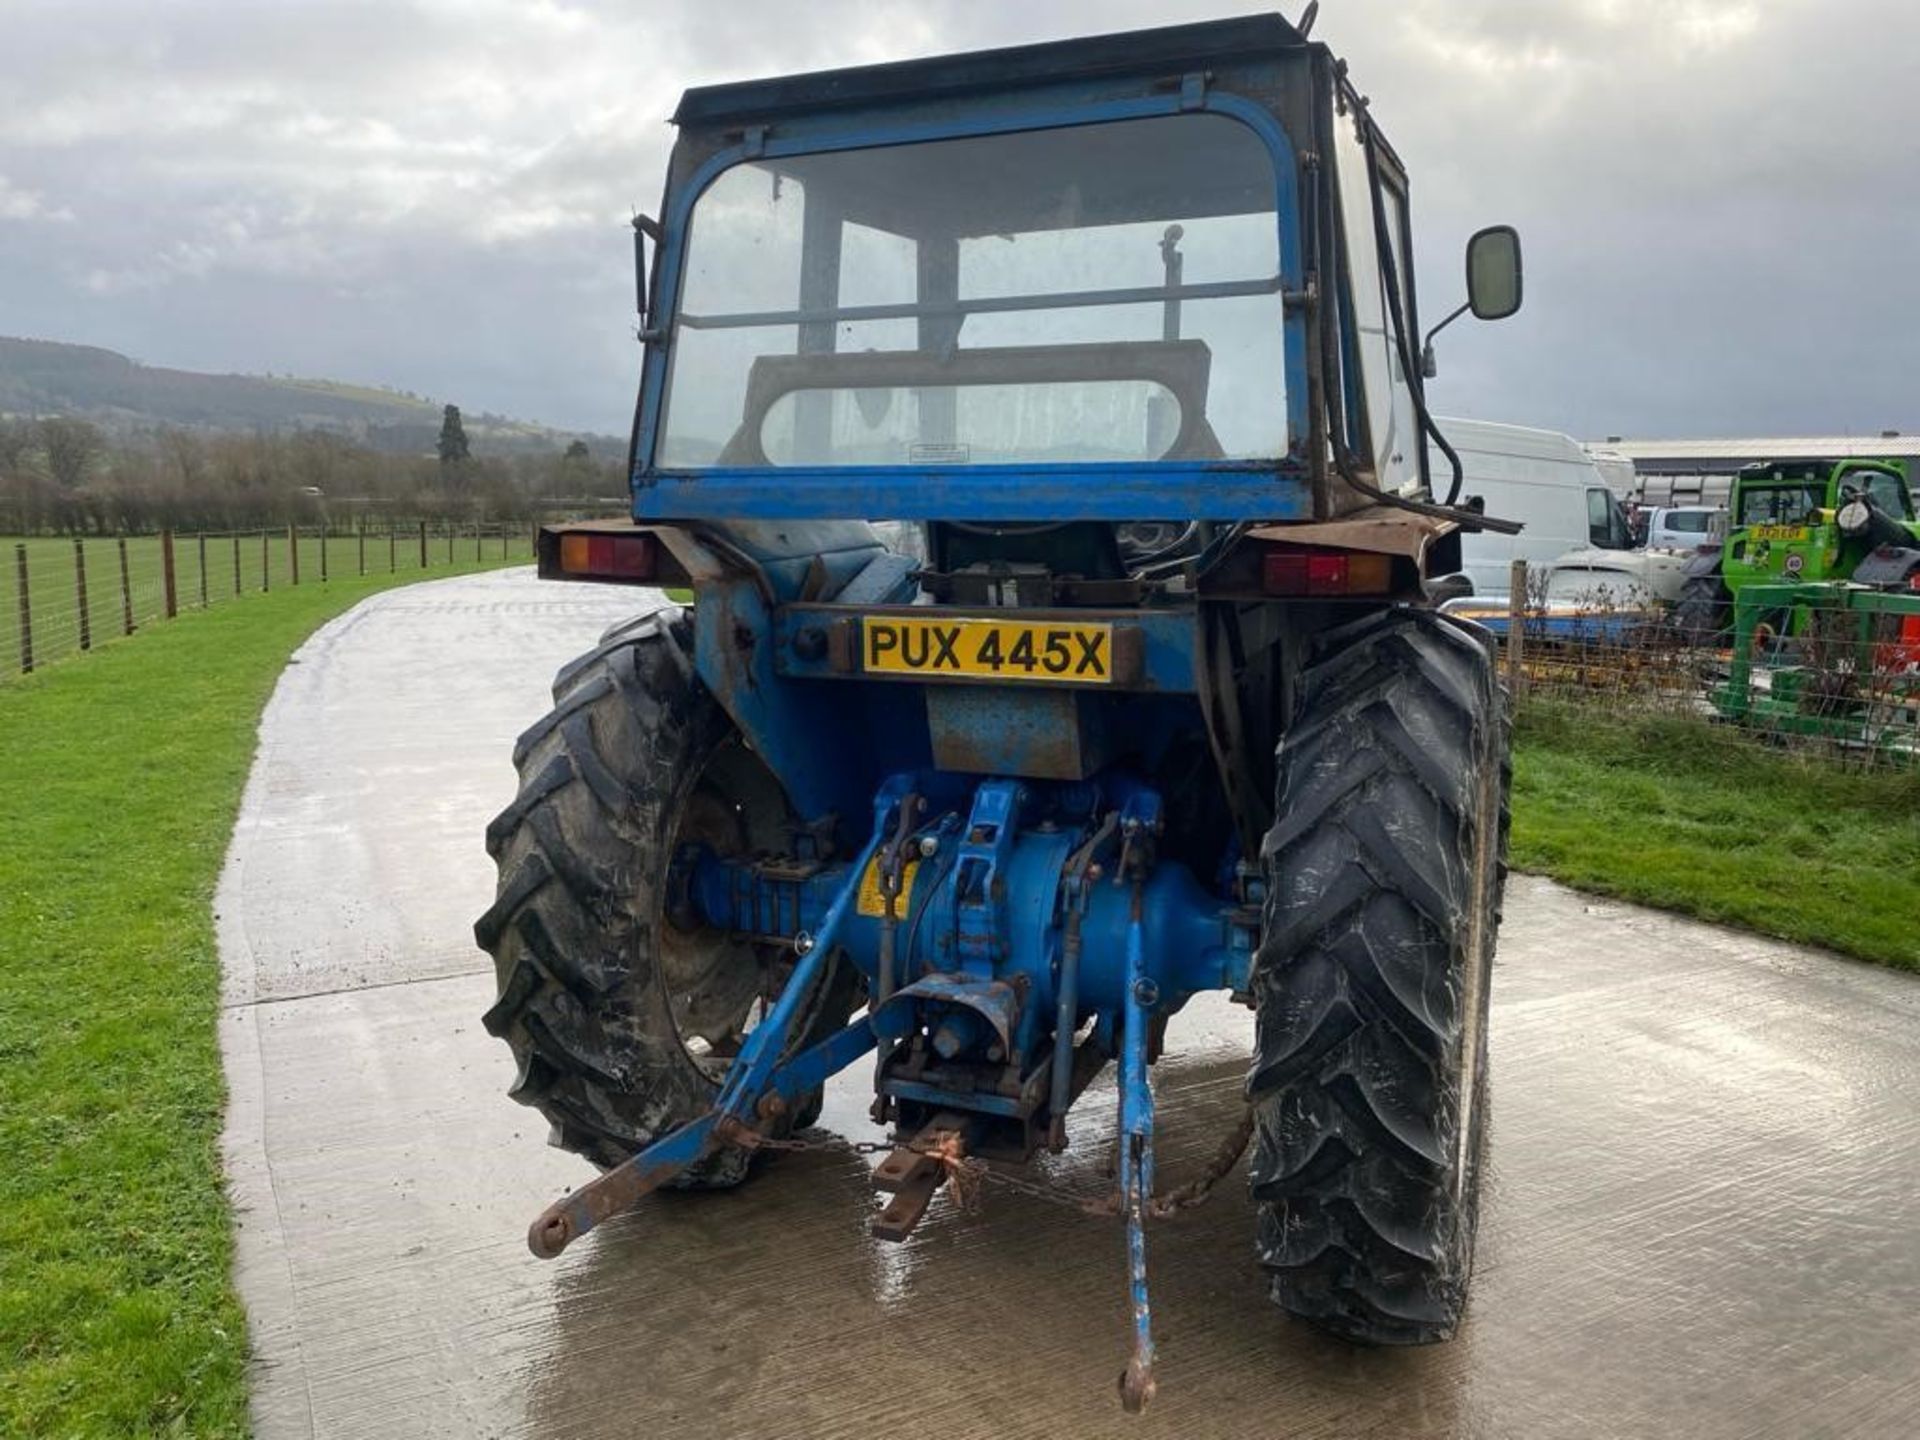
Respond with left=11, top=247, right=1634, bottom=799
left=389, top=524, right=397, bottom=572
left=1506, top=559, right=1528, bottom=702
left=446, top=524, right=454, bottom=564
left=232, top=533, right=242, bottom=596
left=198, top=532, right=209, bottom=607
left=74, top=539, right=91, bottom=652
left=320, top=527, right=329, bottom=582
left=418, top=521, right=428, bottom=568
left=115, top=537, right=134, bottom=636
left=262, top=530, right=270, bottom=593
left=288, top=523, right=300, bottom=585
left=358, top=525, right=366, bottom=577
left=14, top=543, right=31, bottom=674
left=161, top=529, right=178, bottom=619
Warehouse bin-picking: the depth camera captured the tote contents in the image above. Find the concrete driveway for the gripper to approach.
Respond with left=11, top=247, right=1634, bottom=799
left=218, top=568, right=1920, bottom=1439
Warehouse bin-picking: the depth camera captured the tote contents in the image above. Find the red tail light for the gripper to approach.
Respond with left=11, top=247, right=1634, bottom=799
left=1261, top=547, right=1393, bottom=596
left=558, top=532, right=656, bottom=581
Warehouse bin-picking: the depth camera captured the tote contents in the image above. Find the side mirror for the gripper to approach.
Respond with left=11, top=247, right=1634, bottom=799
left=1465, top=224, right=1523, bottom=321
left=1421, top=224, right=1525, bottom=378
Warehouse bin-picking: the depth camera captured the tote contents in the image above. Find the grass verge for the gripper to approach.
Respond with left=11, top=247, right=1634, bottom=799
left=1512, top=699, right=1920, bottom=970
left=0, top=560, right=521, bottom=1437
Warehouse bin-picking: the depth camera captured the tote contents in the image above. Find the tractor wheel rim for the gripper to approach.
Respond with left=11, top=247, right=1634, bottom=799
left=657, top=739, right=789, bottom=1083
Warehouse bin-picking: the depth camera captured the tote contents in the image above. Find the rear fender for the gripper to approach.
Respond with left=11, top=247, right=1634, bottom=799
left=654, top=521, right=890, bottom=604
left=1851, top=546, right=1920, bottom=586
left=645, top=525, right=929, bottom=829
left=1218, top=506, right=1463, bottom=602
left=535, top=518, right=887, bottom=601
left=1681, top=545, right=1725, bottom=580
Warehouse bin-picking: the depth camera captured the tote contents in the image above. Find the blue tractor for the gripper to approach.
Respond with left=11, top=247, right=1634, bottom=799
left=477, top=11, right=1524, bottom=1409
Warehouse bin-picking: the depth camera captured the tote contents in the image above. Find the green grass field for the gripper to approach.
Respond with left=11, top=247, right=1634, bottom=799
left=1512, top=699, right=1920, bottom=970
left=2, top=529, right=530, bottom=677
left=0, top=558, right=523, bottom=1437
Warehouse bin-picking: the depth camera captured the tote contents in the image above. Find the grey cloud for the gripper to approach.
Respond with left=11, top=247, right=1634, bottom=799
left=0, top=0, right=1912, bottom=439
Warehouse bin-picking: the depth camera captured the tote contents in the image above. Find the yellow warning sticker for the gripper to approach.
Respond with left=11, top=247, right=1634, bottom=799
left=856, top=855, right=920, bottom=918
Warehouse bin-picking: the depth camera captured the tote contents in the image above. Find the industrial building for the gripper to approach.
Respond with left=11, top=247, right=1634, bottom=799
left=1592, top=433, right=1920, bottom=505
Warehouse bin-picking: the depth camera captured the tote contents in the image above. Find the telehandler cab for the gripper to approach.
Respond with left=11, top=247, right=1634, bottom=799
left=477, top=12, right=1524, bottom=1408
left=1676, top=457, right=1920, bottom=638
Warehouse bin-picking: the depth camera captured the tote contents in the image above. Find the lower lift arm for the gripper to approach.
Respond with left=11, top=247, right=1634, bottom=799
left=525, top=822, right=889, bottom=1258
left=524, top=778, right=1251, bottom=1413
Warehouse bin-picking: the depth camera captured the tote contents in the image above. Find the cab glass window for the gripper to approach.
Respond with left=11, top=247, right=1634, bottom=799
left=1739, top=485, right=1821, bottom=526
left=1331, top=102, right=1419, bottom=494
left=1587, top=488, right=1629, bottom=548
left=1858, top=469, right=1913, bottom=518
left=659, top=114, right=1287, bottom=468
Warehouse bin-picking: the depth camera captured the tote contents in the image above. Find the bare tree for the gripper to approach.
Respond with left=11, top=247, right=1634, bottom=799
left=38, top=417, right=103, bottom=492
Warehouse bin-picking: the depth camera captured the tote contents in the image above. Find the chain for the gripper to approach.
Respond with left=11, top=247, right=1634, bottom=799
left=1147, top=1105, right=1256, bottom=1218
left=731, top=1105, right=1256, bottom=1222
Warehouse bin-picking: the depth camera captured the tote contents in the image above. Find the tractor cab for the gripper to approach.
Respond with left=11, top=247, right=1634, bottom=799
left=617, top=13, right=1519, bottom=546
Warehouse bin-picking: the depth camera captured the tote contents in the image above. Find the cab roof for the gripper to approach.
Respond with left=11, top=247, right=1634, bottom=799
left=671, top=14, right=1311, bottom=128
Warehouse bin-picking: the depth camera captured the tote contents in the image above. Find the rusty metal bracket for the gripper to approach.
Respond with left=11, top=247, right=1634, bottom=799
left=870, top=1113, right=972, bottom=1243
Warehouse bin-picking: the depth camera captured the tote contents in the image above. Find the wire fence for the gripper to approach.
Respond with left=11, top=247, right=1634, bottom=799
left=1478, top=559, right=1920, bottom=770
left=5, top=521, right=535, bottom=681
left=14, top=535, right=1915, bottom=767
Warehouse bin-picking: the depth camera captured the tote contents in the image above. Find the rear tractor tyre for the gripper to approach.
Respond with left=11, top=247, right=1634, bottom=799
left=1674, top=572, right=1730, bottom=642
left=474, top=607, right=857, bottom=1184
left=1249, top=607, right=1507, bottom=1345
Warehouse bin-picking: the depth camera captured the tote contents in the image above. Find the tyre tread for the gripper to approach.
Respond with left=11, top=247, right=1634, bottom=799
left=474, top=606, right=827, bottom=1188
left=1250, top=607, right=1505, bottom=1346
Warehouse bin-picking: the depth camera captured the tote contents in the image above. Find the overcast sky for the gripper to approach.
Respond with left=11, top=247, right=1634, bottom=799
left=2, top=0, right=1914, bottom=441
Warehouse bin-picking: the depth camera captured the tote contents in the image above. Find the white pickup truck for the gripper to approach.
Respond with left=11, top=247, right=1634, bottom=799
left=1644, top=505, right=1725, bottom=552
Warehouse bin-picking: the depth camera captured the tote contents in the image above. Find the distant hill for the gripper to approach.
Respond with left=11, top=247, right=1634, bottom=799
left=0, top=336, right=620, bottom=458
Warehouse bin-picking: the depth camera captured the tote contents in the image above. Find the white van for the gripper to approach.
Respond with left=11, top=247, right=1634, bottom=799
left=1429, top=416, right=1634, bottom=601
left=1585, top=445, right=1639, bottom=498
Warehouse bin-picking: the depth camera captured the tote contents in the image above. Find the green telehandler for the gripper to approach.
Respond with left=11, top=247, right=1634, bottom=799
left=1675, top=457, right=1920, bottom=639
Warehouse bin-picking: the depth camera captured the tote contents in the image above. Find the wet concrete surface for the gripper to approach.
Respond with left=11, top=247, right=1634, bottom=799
left=219, top=568, right=1920, bottom=1438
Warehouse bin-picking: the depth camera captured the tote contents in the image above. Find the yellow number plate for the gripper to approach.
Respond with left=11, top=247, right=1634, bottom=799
left=862, top=616, right=1114, bottom=684
left=1749, top=525, right=1811, bottom=541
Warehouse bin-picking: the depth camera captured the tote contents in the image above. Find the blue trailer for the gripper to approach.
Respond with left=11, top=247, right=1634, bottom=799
left=476, top=11, right=1524, bottom=1409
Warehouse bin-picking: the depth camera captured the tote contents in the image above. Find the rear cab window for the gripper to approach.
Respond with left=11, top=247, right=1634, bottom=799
left=1739, top=485, right=1821, bottom=526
